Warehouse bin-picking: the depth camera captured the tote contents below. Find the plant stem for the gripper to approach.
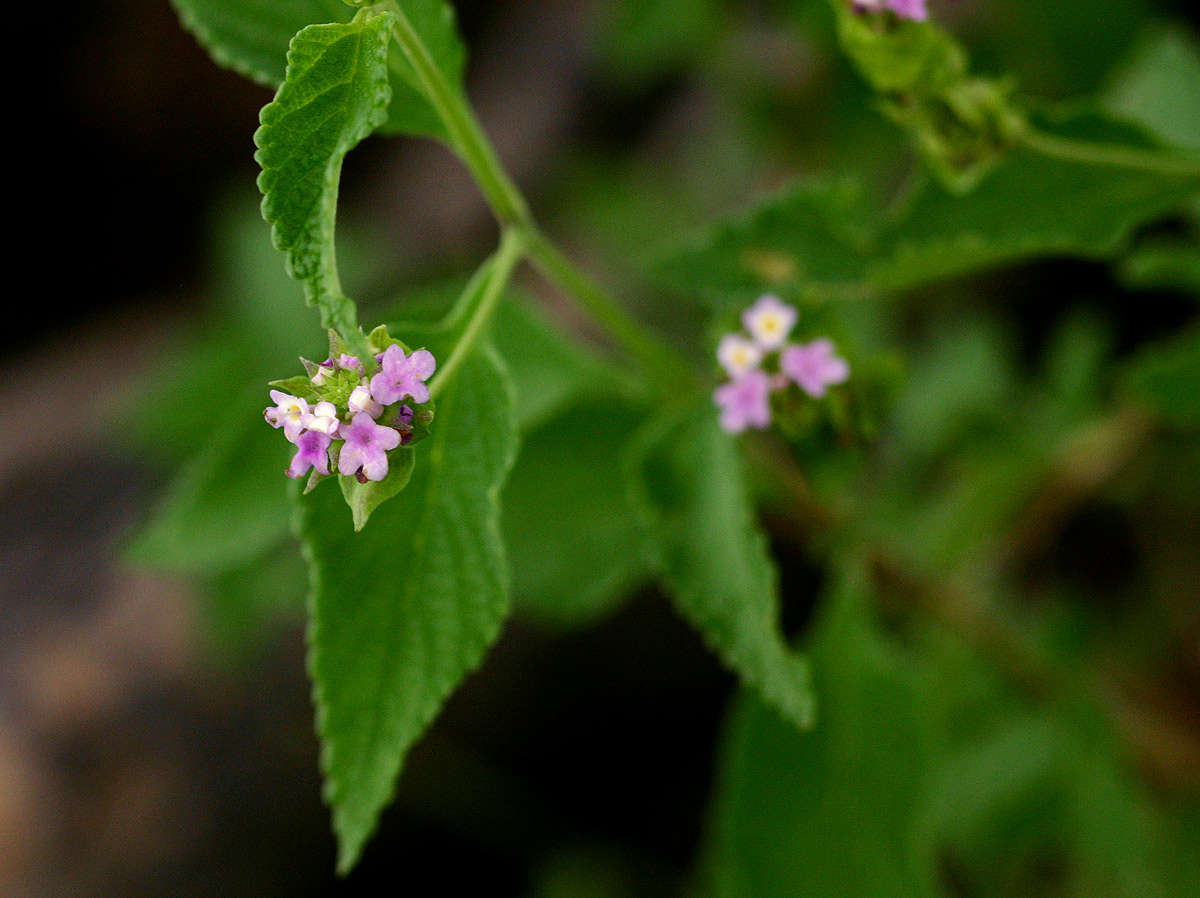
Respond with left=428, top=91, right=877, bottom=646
left=431, top=228, right=525, bottom=400
left=1019, top=126, right=1200, bottom=177
left=379, top=1, right=697, bottom=392
left=382, top=1, right=530, bottom=227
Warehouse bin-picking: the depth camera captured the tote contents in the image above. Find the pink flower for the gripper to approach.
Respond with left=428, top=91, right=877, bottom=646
left=370, top=345, right=437, bottom=406
left=287, top=430, right=333, bottom=479
left=714, top=370, right=774, bottom=434
left=780, top=340, right=850, bottom=398
left=337, top=413, right=402, bottom=482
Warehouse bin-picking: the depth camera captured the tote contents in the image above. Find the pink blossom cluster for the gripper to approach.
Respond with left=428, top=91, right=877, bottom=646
left=713, top=296, right=850, bottom=434
left=264, top=344, right=436, bottom=482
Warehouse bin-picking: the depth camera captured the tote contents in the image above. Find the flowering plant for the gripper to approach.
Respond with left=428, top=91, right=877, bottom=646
left=124, top=0, right=1200, bottom=883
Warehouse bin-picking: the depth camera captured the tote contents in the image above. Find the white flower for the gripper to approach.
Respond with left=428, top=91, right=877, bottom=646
left=348, top=384, right=384, bottom=419
left=742, top=295, right=797, bottom=351
left=301, top=401, right=341, bottom=435
left=717, top=334, right=763, bottom=377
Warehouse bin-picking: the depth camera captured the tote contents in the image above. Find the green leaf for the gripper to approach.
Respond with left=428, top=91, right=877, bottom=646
left=298, top=343, right=518, bottom=873
left=657, top=112, right=1200, bottom=303
left=126, top=387, right=293, bottom=574
left=490, top=297, right=623, bottom=431
left=337, top=446, right=417, bottom=531
left=869, top=111, right=1200, bottom=291
left=1105, top=28, right=1200, bottom=152
left=706, top=568, right=940, bottom=898
left=1122, top=325, right=1200, bottom=427
left=171, top=0, right=465, bottom=137
left=652, top=178, right=873, bottom=306
left=255, top=9, right=395, bottom=359
left=626, top=402, right=816, bottom=729
left=504, top=398, right=651, bottom=628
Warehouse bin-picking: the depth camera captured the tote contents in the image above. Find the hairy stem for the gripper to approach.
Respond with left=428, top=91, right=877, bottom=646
left=382, top=1, right=530, bottom=227
left=431, top=228, right=525, bottom=400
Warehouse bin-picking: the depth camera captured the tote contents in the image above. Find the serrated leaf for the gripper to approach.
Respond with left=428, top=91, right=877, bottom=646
left=255, top=10, right=395, bottom=358
left=337, top=446, right=417, bottom=531
left=298, top=344, right=518, bottom=873
left=126, top=387, right=293, bottom=574
left=626, top=402, right=816, bottom=729
left=504, top=398, right=651, bottom=628
left=171, top=0, right=465, bottom=138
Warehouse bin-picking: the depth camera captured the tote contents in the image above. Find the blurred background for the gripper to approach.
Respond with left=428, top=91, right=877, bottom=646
left=5, top=0, right=1200, bottom=894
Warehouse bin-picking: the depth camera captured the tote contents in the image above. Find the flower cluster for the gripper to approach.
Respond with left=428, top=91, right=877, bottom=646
left=713, top=296, right=850, bottom=434
left=264, top=335, right=436, bottom=483
left=851, top=0, right=929, bottom=22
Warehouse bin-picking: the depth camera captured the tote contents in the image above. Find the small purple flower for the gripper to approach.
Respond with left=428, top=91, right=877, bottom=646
left=370, top=345, right=437, bottom=406
left=287, top=429, right=333, bottom=479
left=780, top=339, right=850, bottom=398
left=887, top=0, right=928, bottom=21
left=337, top=413, right=402, bottom=482
left=742, top=295, right=798, bottom=351
left=337, top=354, right=362, bottom=371
left=714, top=370, right=774, bottom=434
left=265, top=391, right=310, bottom=442
left=852, top=0, right=928, bottom=20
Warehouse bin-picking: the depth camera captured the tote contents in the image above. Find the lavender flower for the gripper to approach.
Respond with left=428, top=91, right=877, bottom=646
left=264, top=391, right=310, bottom=442
left=337, top=413, right=402, bottom=482
left=714, top=370, right=774, bottom=434
left=742, top=295, right=798, bottom=351
left=287, top=430, right=333, bottom=479
left=781, top=339, right=851, bottom=398
left=717, top=334, right=763, bottom=378
left=370, top=345, right=437, bottom=406
left=887, top=0, right=928, bottom=21
left=852, top=0, right=929, bottom=21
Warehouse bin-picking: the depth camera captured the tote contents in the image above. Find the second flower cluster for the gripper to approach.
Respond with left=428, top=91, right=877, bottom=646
left=714, top=296, right=850, bottom=434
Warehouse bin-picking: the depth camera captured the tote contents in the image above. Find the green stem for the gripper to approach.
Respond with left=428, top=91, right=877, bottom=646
left=523, top=229, right=698, bottom=388
left=431, top=228, right=525, bottom=400
left=1019, top=126, right=1200, bottom=177
left=380, top=0, right=696, bottom=393
left=382, top=1, right=530, bottom=227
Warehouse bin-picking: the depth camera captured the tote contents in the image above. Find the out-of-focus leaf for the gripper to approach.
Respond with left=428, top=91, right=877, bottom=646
left=126, top=387, right=293, bottom=574
left=298, top=344, right=517, bottom=873
left=627, top=402, right=816, bottom=729
left=1105, top=28, right=1200, bottom=151
left=1122, top=324, right=1200, bottom=426
left=655, top=112, right=1200, bottom=303
left=597, top=0, right=724, bottom=82
left=653, top=178, right=872, bottom=307
left=706, top=568, right=941, bottom=897
left=504, top=398, right=651, bottom=628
